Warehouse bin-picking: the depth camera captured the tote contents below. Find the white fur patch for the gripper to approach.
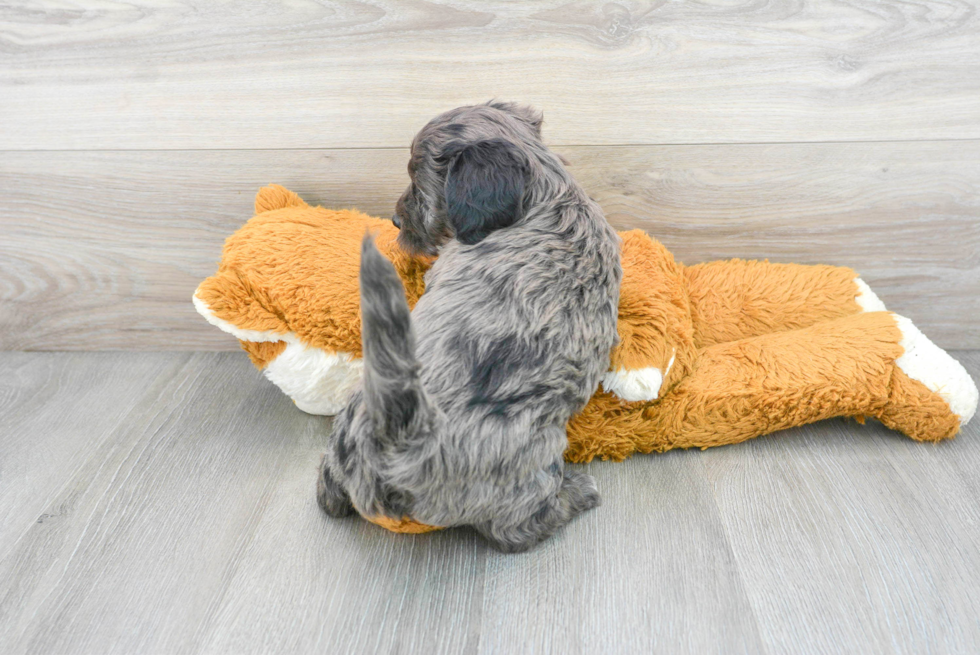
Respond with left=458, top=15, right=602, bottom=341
left=192, top=290, right=297, bottom=344
left=602, top=352, right=675, bottom=402
left=197, top=288, right=689, bottom=411
left=894, top=315, right=978, bottom=425
left=602, top=368, right=660, bottom=402
left=854, top=278, right=887, bottom=312
left=194, top=290, right=360, bottom=415
left=263, top=343, right=363, bottom=415
left=602, top=367, right=663, bottom=402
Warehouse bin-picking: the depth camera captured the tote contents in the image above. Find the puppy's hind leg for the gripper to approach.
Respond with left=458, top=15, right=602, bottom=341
left=316, top=455, right=354, bottom=517
left=476, top=469, right=601, bottom=553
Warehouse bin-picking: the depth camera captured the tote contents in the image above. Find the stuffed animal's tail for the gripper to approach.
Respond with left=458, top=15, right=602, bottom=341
left=358, top=233, right=437, bottom=445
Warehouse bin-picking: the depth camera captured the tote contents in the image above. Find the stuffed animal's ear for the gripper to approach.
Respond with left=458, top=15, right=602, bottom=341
left=254, top=184, right=308, bottom=214
left=444, top=138, right=528, bottom=245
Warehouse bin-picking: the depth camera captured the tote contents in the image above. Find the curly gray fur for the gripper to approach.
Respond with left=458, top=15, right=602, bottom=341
left=317, top=102, right=621, bottom=552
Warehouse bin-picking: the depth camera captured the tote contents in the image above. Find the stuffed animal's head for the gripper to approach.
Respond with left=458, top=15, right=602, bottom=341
left=193, top=185, right=432, bottom=413
left=195, top=185, right=695, bottom=420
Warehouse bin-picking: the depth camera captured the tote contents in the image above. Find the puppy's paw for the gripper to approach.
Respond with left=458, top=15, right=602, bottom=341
left=316, top=455, right=354, bottom=518
left=476, top=471, right=601, bottom=553
left=561, top=469, right=601, bottom=514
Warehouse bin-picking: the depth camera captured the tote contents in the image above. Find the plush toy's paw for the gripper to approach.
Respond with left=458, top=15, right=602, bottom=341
left=893, top=315, right=977, bottom=426
left=602, top=353, right=677, bottom=402
left=854, top=278, right=887, bottom=312
left=875, top=315, right=978, bottom=441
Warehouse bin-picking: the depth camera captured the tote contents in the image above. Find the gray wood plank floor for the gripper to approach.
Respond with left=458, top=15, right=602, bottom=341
left=1, top=351, right=978, bottom=654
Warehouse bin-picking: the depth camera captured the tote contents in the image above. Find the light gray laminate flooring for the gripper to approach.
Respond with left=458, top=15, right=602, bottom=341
left=1, top=351, right=979, bottom=654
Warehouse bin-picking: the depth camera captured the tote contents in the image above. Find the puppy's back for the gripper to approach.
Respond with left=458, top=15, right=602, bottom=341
left=406, top=198, right=621, bottom=523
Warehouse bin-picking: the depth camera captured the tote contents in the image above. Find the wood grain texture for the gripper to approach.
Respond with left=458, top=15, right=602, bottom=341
left=943, top=352, right=980, bottom=507
left=0, top=352, right=190, bottom=560
left=0, top=353, right=325, bottom=654
left=1, top=351, right=978, bottom=654
left=478, top=455, right=765, bottom=655
left=1, top=1, right=979, bottom=149
left=700, top=400, right=980, bottom=653
left=2, top=142, right=977, bottom=350
left=196, top=444, right=488, bottom=655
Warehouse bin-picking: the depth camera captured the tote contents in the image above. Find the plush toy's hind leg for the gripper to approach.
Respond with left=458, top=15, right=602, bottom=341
left=566, top=311, right=976, bottom=460
left=647, top=312, right=906, bottom=450
left=875, top=316, right=977, bottom=440
left=683, top=260, right=885, bottom=348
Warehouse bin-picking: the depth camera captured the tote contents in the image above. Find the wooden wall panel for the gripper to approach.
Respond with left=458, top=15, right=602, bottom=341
left=2, top=141, right=976, bottom=350
left=1, top=1, right=978, bottom=149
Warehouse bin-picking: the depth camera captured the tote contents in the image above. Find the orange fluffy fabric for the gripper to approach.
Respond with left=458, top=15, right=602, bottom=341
left=195, top=185, right=966, bottom=533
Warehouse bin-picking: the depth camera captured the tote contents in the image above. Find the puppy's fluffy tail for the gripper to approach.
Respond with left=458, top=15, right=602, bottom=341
left=358, top=233, right=435, bottom=445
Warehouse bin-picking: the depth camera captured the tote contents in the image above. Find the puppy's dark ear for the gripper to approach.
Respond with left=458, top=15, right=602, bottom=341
left=444, top=138, right=528, bottom=245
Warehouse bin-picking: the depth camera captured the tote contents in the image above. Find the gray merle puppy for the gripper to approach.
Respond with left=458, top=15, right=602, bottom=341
left=316, top=101, right=621, bottom=552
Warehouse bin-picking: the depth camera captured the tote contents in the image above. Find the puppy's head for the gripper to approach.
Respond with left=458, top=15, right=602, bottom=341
left=393, top=102, right=544, bottom=256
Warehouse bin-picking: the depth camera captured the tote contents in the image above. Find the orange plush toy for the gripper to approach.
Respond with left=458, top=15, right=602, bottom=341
left=195, top=185, right=977, bottom=527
